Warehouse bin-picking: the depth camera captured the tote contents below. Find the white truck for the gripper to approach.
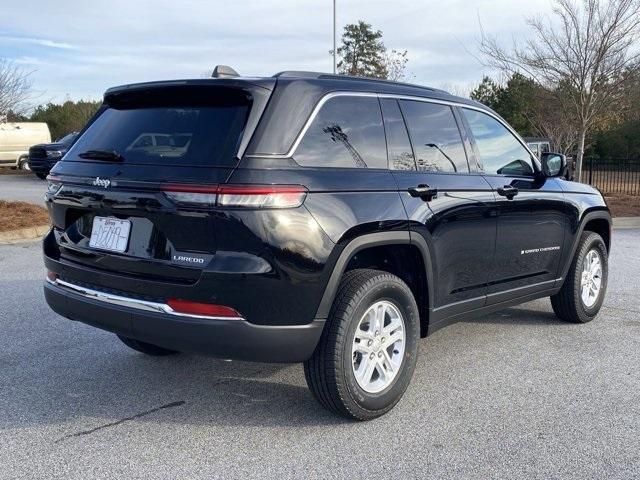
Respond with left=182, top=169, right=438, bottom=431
left=0, top=122, right=51, bottom=170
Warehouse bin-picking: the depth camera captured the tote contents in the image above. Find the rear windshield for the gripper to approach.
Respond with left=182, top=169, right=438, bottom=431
left=65, top=89, right=251, bottom=167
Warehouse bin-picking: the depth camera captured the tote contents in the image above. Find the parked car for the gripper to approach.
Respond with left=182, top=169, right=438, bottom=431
left=28, top=132, right=79, bottom=179
left=0, top=122, right=51, bottom=170
left=524, top=137, right=551, bottom=158
left=43, top=68, right=611, bottom=420
left=525, top=137, right=576, bottom=181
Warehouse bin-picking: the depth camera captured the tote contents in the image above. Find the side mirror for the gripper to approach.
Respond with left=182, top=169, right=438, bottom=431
left=540, top=152, right=566, bottom=177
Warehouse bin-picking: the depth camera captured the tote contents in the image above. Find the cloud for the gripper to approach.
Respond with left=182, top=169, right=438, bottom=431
left=0, top=0, right=554, bottom=104
left=0, top=35, right=78, bottom=50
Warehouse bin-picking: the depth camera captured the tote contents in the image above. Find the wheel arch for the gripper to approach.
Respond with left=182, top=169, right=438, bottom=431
left=314, top=232, right=435, bottom=337
left=560, top=209, right=612, bottom=282
left=583, top=216, right=611, bottom=252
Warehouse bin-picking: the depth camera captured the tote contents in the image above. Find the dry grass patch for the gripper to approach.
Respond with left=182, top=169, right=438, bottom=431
left=0, top=167, right=30, bottom=176
left=0, top=201, right=50, bottom=232
left=605, top=195, right=640, bottom=217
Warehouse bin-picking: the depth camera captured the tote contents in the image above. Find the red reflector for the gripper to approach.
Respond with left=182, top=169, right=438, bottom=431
left=166, top=298, right=242, bottom=318
left=47, top=271, right=58, bottom=282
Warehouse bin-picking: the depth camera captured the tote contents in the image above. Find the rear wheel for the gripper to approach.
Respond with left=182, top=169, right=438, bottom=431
left=117, top=335, right=178, bottom=356
left=35, top=172, right=47, bottom=180
left=304, top=269, right=420, bottom=420
left=551, top=231, right=608, bottom=323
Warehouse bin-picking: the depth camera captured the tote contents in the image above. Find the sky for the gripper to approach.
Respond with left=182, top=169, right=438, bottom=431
left=0, top=0, right=554, bottom=107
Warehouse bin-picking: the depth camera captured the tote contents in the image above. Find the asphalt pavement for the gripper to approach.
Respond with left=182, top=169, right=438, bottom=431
left=0, top=172, right=47, bottom=205
left=0, top=231, right=639, bottom=479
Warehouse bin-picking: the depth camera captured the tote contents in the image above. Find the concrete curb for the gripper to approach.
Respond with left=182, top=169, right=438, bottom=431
left=0, top=224, right=50, bottom=244
left=613, top=217, right=640, bottom=229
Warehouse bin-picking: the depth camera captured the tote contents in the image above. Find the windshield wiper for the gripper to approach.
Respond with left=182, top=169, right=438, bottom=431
left=78, top=150, right=124, bottom=162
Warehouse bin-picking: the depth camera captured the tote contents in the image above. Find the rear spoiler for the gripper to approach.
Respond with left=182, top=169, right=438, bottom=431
left=104, top=78, right=275, bottom=100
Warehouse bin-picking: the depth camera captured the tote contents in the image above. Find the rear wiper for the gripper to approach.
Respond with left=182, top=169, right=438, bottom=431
left=78, top=150, right=124, bottom=162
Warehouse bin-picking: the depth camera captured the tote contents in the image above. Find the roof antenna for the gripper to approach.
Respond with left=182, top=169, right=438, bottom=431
left=211, top=65, right=240, bottom=78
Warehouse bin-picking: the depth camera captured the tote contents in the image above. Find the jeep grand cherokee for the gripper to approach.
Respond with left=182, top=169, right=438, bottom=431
left=43, top=68, right=611, bottom=420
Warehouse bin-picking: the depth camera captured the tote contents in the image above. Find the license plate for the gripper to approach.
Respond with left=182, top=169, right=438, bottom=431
left=89, top=216, right=131, bottom=253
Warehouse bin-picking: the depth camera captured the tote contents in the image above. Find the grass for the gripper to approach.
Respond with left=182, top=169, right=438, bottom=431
left=0, top=201, right=50, bottom=232
left=605, top=195, right=640, bottom=218
left=0, top=167, right=30, bottom=176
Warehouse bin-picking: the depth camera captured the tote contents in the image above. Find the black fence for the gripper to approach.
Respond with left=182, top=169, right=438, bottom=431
left=585, top=158, right=640, bottom=196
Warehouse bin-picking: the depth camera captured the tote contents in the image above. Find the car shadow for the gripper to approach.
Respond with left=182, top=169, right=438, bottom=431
left=467, top=301, right=565, bottom=326
left=0, top=338, right=347, bottom=435
left=0, top=284, right=568, bottom=436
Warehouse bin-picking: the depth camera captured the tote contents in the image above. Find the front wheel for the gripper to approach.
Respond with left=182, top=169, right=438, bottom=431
left=304, top=269, right=420, bottom=420
left=35, top=172, right=47, bottom=180
left=551, top=231, right=608, bottom=323
left=18, top=157, right=30, bottom=171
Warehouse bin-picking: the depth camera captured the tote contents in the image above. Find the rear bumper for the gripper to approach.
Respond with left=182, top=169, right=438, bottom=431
left=44, top=279, right=324, bottom=363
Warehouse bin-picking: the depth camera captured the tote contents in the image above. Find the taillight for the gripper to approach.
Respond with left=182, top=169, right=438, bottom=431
left=166, top=298, right=242, bottom=318
left=161, top=184, right=307, bottom=209
left=217, top=185, right=307, bottom=208
left=46, top=175, right=62, bottom=195
left=162, top=184, right=218, bottom=207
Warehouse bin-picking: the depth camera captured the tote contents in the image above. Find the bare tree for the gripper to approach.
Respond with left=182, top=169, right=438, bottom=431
left=478, top=0, right=640, bottom=181
left=520, top=84, right=581, bottom=154
left=0, top=58, right=33, bottom=120
left=528, top=106, right=580, bottom=155
left=383, top=49, right=410, bottom=82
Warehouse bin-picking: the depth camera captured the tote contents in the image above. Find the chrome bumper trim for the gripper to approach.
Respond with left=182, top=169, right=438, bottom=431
left=46, top=277, right=244, bottom=321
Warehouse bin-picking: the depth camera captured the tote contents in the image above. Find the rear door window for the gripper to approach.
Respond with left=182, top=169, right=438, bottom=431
left=380, top=98, right=416, bottom=171
left=294, top=96, right=387, bottom=169
left=65, top=92, right=251, bottom=167
left=399, top=101, right=469, bottom=173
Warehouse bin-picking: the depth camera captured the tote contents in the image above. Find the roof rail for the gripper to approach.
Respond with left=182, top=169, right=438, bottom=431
left=272, top=70, right=442, bottom=92
left=272, top=71, right=325, bottom=79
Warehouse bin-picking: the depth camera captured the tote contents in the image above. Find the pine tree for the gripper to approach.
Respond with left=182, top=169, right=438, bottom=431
left=337, top=21, right=387, bottom=79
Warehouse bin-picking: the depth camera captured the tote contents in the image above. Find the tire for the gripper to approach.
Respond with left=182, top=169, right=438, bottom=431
left=36, top=172, right=48, bottom=180
left=551, top=231, right=608, bottom=323
left=18, top=157, right=30, bottom=171
left=117, top=335, right=178, bottom=356
left=304, top=269, right=420, bottom=420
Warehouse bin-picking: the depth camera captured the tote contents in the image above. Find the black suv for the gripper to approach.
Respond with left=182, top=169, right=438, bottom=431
left=43, top=70, right=611, bottom=420
left=29, top=132, right=79, bottom=179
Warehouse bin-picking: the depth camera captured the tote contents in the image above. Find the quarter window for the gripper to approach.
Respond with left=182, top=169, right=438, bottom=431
left=294, top=96, right=387, bottom=169
left=399, top=101, right=469, bottom=173
left=462, top=109, right=534, bottom=176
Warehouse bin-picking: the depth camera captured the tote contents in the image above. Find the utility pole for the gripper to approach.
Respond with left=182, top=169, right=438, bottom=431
left=332, top=0, right=337, bottom=74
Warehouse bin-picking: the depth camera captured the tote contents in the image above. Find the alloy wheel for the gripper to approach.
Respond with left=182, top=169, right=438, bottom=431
left=580, top=249, right=602, bottom=308
left=351, top=300, right=406, bottom=394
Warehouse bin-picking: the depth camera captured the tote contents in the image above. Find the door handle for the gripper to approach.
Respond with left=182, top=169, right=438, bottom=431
left=408, top=184, right=438, bottom=201
left=497, top=185, right=518, bottom=199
